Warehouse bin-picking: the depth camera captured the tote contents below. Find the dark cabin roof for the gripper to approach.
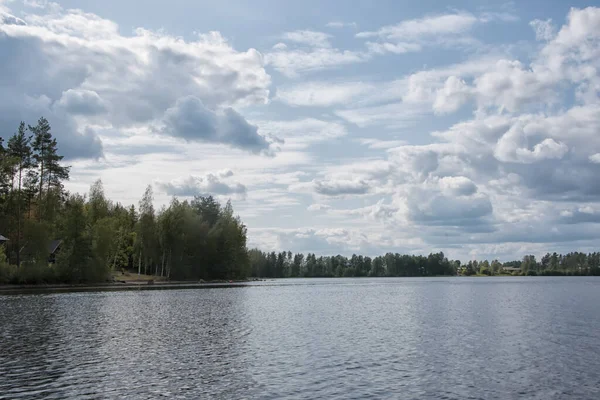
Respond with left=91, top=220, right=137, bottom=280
left=21, top=240, right=62, bottom=255
left=48, top=240, right=62, bottom=254
left=0, top=234, right=8, bottom=242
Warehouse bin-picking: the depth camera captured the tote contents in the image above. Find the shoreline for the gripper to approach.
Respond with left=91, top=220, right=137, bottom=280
left=0, top=280, right=263, bottom=295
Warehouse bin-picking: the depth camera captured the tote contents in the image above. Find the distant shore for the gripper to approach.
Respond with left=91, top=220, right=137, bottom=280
left=0, top=279, right=264, bottom=295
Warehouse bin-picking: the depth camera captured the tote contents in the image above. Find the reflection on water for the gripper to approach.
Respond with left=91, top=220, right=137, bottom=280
left=1, top=277, right=600, bottom=399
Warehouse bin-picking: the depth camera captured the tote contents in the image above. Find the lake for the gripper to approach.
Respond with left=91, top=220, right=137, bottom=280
left=1, top=277, right=600, bottom=399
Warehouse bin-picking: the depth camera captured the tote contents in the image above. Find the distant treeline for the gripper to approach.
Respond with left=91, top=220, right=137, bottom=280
left=0, top=118, right=249, bottom=284
left=2, top=118, right=599, bottom=285
left=248, top=251, right=600, bottom=278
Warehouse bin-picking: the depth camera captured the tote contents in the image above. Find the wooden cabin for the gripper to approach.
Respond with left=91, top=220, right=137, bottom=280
left=20, top=239, right=62, bottom=265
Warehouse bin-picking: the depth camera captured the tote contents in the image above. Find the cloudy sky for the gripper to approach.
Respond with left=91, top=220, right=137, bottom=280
left=1, top=0, right=600, bottom=261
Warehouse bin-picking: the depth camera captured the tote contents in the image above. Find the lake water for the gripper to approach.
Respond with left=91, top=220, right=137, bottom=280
left=1, top=277, right=600, bottom=399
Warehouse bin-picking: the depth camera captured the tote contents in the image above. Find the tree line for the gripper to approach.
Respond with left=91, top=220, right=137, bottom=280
left=0, top=118, right=250, bottom=284
left=2, top=118, right=600, bottom=285
left=248, top=251, right=600, bottom=278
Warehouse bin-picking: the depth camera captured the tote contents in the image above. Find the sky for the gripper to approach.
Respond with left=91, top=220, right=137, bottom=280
left=1, top=0, right=600, bottom=261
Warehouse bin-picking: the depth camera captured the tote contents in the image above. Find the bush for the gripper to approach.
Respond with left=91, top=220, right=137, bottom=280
left=16, top=262, right=58, bottom=284
left=0, top=247, right=16, bottom=284
left=0, top=247, right=59, bottom=284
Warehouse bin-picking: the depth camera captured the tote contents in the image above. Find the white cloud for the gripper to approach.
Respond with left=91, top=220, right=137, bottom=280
left=357, top=12, right=479, bottom=39
left=0, top=6, right=271, bottom=158
left=355, top=11, right=515, bottom=55
left=307, top=203, right=331, bottom=211
left=357, top=138, right=407, bottom=150
left=494, top=123, right=568, bottom=164
left=155, top=171, right=247, bottom=197
left=254, top=118, right=347, bottom=150
left=438, top=176, right=478, bottom=196
left=282, top=30, right=332, bottom=48
left=265, top=47, right=368, bottom=77
left=433, top=76, right=471, bottom=114
left=314, top=179, right=370, bottom=196
left=276, top=81, right=373, bottom=107
left=530, top=19, right=555, bottom=41
left=365, top=41, right=422, bottom=55
left=326, top=21, right=357, bottom=29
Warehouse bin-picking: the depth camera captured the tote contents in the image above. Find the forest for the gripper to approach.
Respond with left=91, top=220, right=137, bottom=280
left=247, top=250, right=600, bottom=278
left=1, top=118, right=600, bottom=285
left=0, top=118, right=250, bottom=284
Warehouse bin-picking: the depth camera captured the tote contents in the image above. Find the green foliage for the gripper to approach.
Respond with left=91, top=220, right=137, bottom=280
left=248, top=251, right=457, bottom=278
left=5, top=117, right=600, bottom=284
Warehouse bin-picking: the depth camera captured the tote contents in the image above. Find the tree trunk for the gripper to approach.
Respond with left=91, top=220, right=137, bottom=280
left=161, top=250, right=165, bottom=277
left=111, top=237, right=120, bottom=271
left=138, top=250, right=141, bottom=275
left=38, top=145, right=44, bottom=222
left=167, top=249, right=172, bottom=279
left=16, top=165, right=22, bottom=268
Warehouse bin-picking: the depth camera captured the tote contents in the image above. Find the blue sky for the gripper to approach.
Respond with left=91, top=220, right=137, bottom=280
left=1, top=0, right=600, bottom=261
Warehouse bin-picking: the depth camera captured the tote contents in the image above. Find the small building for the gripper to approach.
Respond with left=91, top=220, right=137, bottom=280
left=20, top=239, right=62, bottom=265
left=0, top=234, right=8, bottom=244
left=503, top=267, right=521, bottom=273
left=47, top=240, right=62, bottom=264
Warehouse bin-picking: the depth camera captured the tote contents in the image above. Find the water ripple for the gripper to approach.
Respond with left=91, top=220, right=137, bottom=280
left=1, top=278, right=600, bottom=399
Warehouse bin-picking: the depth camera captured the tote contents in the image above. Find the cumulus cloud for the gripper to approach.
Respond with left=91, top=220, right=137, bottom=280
left=530, top=19, right=555, bottom=41
left=161, top=96, right=271, bottom=153
left=56, top=89, right=107, bottom=115
left=0, top=4, right=271, bottom=158
left=494, top=123, right=569, bottom=164
left=332, top=199, right=400, bottom=222
left=433, top=76, right=471, bottom=114
left=155, top=170, right=246, bottom=197
left=405, top=185, right=493, bottom=227
left=314, top=179, right=370, bottom=196
left=438, top=176, right=477, bottom=196
left=248, top=226, right=411, bottom=256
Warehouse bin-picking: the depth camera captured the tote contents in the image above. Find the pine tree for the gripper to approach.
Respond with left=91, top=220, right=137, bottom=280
left=29, top=117, right=70, bottom=221
left=7, top=122, right=33, bottom=267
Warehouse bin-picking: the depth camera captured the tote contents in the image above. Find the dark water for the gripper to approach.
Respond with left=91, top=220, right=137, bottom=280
left=1, top=277, right=600, bottom=399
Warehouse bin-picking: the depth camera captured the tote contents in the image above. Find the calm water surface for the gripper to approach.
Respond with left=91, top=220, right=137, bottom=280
left=1, top=277, right=600, bottom=399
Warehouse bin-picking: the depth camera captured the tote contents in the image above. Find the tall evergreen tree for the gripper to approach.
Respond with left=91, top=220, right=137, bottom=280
left=7, top=122, right=33, bottom=267
left=30, top=117, right=70, bottom=221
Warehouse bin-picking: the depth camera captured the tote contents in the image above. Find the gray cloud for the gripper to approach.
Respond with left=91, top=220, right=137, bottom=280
left=56, top=89, right=107, bottom=116
left=161, top=96, right=271, bottom=153
left=314, top=179, right=370, bottom=196
left=155, top=171, right=247, bottom=197
left=0, top=5, right=271, bottom=159
left=406, top=190, right=493, bottom=227
left=0, top=11, right=26, bottom=26
left=559, top=208, right=600, bottom=224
